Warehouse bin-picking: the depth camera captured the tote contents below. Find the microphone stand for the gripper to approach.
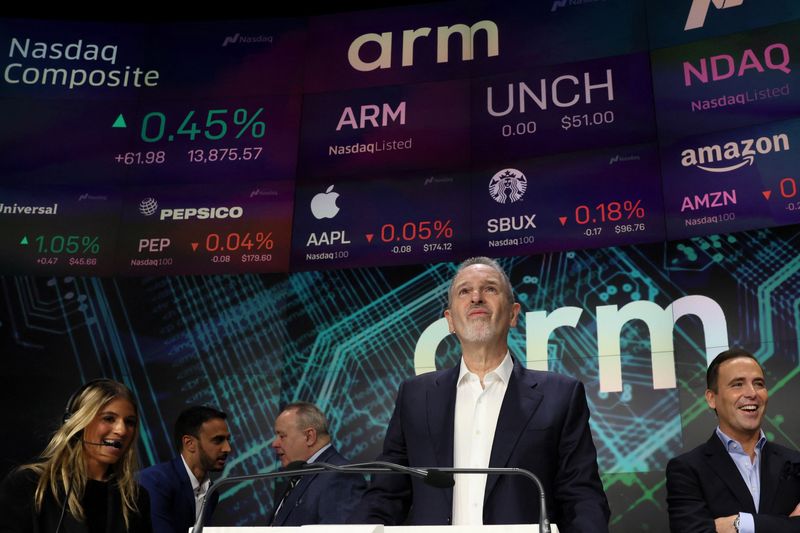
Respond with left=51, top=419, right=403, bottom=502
left=192, top=462, right=550, bottom=533
left=424, top=467, right=550, bottom=533
left=193, top=462, right=428, bottom=533
left=193, top=467, right=327, bottom=533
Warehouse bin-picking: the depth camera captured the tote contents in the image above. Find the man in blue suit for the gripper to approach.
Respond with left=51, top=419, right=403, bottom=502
left=354, top=257, right=609, bottom=532
left=268, top=402, right=366, bottom=525
left=139, top=405, right=232, bottom=533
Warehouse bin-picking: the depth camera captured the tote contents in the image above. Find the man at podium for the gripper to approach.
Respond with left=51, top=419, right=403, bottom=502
left=354, top=257, right=609, bottom=532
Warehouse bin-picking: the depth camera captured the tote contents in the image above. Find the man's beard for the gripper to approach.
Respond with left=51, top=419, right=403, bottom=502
left=460, top=318, right=495, bottom=343
left=199, top=449, right=224, bottom=473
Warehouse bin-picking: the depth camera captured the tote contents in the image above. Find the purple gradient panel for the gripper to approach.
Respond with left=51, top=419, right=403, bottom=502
left=298, top=80, right=469, bottom=180
left=471, top=52, right=656, bottom=165
left=0, top=185, right=120, bottom=275
left=291, top=173, right=471, bottom=271
left=647, top=0, right=800, bottom=50
left=467, top=0, right=648, bottom=78
left=651, top=21, right=800, bottom=143
left=143, top=19, right=307, bottom=98
left=117, top=181, right=294, bottom=275
left=303, top=0, right=647, bottom=94
left=118, top=95, right=301, bottom=185
left=0, top=97, right=138, bottom=186
left=0, top=19, right=150, bottom=100
left=661, top=119, right=800, bottom=240
left=471, top=144, right=665, bottom=256
left=303, top=2, right=481, bottom=93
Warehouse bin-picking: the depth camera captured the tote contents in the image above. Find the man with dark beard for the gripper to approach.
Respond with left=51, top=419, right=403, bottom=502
left=353, top=257, right=609, bottom=532
left=140, top=405, right=232, bottom=533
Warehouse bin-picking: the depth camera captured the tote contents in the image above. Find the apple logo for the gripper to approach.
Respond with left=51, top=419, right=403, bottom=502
left=310, top=185, right=340, bottom=219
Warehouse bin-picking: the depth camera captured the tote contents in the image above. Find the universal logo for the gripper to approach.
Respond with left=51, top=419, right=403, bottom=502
left=685, top=0, right=744, bottom=31
left=139, top=197, right=158, bottom=216
left=78, top=193, right=108, bottom=201
left=250, top=188, right=279, bottom=198
left=681, top=133, right=789, bottom=173
left=609, top=154, right=640, bottom=165
left=489, top=168, right=527, bottom=204
left=221, top=33, right=274, bottom=47
left=424, top=176, right=454, bottom=186
left=551, top=0, right=606, bottom=13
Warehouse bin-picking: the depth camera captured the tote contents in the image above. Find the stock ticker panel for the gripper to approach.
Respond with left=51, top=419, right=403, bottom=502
left=116, top=181, right=294, bottom=274
left=0, top=94, right=302, bottom=187
left=470, top=51, right=657, bottom=165
left=290, top=172, right=470, bottom=270
left=650, top=19, right=800, bottom=143
left=298, top=79, right=470, bottom=179
left=112, top=96, right=302, bottom=186
left=661, top=117, right=800, bottom=240
left=470, top=144, right=666, bottom=257
left=0, top=185, right=119, bottom=275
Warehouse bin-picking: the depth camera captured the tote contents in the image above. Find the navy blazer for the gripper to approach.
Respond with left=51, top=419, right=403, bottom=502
left=269, top=445, right=366, bottom=526
left=354, top=357, right=610, bottom=532
left=667, top=432, right=800, bottom=532
left=138, top=456, right=218, bottom=533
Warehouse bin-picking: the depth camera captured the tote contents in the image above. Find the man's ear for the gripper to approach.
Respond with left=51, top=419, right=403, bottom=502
left=509, top=302, right=521, bottom=327
left=444, top=309, right=455, bottom=334
left=182, top=434, right=196, bottom=453
left=705, top=389, right=717, bottom=411
left=305, top=427, right=317, bottom=447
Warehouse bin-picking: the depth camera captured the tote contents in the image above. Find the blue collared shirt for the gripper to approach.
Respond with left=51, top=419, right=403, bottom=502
left=716, top=427, right=767, bottom=533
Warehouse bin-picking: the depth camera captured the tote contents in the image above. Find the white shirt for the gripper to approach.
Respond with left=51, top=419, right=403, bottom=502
left=181, top=455, right=210, bottom=521
left=452, top=352, right=513, bottom=525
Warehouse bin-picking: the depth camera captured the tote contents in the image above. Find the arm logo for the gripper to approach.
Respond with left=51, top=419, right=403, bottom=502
left=685, top=0, right=744, bottom=31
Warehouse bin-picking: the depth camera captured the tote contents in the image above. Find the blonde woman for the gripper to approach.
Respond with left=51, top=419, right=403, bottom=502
left=0, top=378, right=152, bottom=532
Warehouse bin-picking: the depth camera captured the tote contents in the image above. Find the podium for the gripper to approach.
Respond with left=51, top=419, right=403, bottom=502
left=201, top=525, right=559, bottom=532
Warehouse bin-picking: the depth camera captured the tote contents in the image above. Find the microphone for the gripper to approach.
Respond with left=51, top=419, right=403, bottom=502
left=82, top=439, right=123, bottom=449
left=424, top=466, right=551, bottom=533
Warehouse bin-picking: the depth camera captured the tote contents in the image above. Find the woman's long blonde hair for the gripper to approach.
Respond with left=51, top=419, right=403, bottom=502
left=24, top=379, right=141, bottom=529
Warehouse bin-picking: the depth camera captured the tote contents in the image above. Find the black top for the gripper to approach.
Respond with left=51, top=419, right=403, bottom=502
left=0, top=467, right=152, bottom=533
left=84, top=479, right=109, bottom=533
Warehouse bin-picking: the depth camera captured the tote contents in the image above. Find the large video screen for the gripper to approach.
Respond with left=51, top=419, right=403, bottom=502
left=1, top=1, right=798, bottom=274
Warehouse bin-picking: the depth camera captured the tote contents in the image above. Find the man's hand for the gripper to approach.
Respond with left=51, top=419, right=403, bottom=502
left=790, top=502, right=800, bottom=517
left=714, top=514, right=737, bottom=533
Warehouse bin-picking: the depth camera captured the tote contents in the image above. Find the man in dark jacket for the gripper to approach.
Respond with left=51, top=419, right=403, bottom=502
left=667, top=348, right=800, bottom=532
left=139, top=405, right=231, bottom=533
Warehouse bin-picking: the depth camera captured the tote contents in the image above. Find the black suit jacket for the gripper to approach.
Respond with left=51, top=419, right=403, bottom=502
left=269, top=445, right=366, bottom=526
left=354, top=357, right=610, bottom=532
left=666, top=432, right=800, bottom=532
left=138, top=456, right=218, bottom=533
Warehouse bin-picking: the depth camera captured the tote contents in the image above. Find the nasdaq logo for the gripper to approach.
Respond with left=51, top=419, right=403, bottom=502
left=551, top=0, right=606, bottom=13
left=685, top=0, right=744, bottom=31
left=489, top=168, right=527, bottom=204
left=221, top=33, right=273, bottom=47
